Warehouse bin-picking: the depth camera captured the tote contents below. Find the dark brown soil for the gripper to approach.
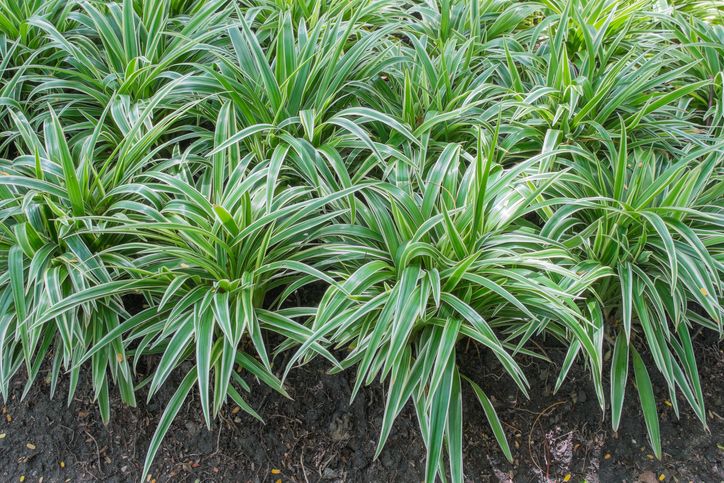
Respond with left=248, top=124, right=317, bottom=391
left=1, top=334, right=722, bottom=483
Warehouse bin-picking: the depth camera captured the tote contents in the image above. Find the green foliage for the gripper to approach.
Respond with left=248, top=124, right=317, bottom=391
left=0, top=0, right=721, bottom=481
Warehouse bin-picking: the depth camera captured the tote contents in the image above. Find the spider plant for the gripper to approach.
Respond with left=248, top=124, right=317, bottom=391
left=25, top=0, right=230, bottom=126
left=285, top=129, right=598, bottom=482
left=63, top=110, right=369, bottom=479
left=0, top=109, right=137, bottom=418
left=501, top=0, right=713, bottom=152
left=0, top=1, right=721, bottom=481
left=542, top=123, right=723, bottom=458
left=0, top=0, right=71, bottom=48
left=0, top=75, right=211, bottom=428
left=205, top=5, right=395, bottom=141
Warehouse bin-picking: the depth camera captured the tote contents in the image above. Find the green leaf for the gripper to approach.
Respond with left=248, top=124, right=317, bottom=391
left=447, top=366, right=463, bottom=483
left=195, top=307, right=214, bottom=429
left=610, top=331, right=629, bottom=431
left=425, top=353, right=454, bottom=483
left=8, top=245, right=26, bottom=322
left=619, top=262, right=634, bottom=343
left=613, top=117, right=627, bottom=202
left=46, top=109, right=83, bottom=215
left=142, top=369, right=197, bottom=482
left=640, top=211, right=678, bottom=294
left=632, top=348, right=661, bottom=459
left=465, top=376, right=513, bottom=462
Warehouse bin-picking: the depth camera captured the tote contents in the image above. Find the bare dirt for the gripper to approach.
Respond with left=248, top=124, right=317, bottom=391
left=1, top=333, right=722, bottom=483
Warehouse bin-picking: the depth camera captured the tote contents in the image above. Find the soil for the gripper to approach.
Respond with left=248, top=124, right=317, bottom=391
left=1, top=330, right=722, bottom=483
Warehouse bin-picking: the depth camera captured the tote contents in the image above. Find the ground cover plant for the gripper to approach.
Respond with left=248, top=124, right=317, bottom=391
left=0, top=0, right=722, bottom=481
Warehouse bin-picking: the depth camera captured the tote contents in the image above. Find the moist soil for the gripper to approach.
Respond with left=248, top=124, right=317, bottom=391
left=1, top=332, right=722, bottom=483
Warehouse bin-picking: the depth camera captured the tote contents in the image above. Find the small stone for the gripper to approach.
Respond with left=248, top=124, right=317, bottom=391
left=380, top=451, right=395, bottom=468
left=322, top=468, right=339, bottom=479
left=329, top=412, right=352, bottom=442
left=636, top=471, right=658, bottom=483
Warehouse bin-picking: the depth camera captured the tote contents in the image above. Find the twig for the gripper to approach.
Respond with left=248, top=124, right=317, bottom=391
left=83, top=429, right=104, bottom=477
left=300, top=446, right=310, bottom=483
left=527, top=400, right=566, bottom=475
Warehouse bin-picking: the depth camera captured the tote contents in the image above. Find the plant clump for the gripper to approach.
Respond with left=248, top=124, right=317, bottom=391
left=0, top=0, right=721, bottom=481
